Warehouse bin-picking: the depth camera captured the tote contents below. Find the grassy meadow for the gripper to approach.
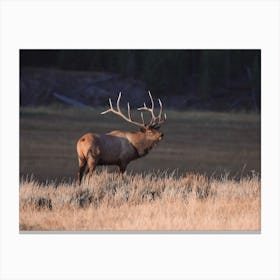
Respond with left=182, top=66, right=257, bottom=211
left=20, top=107, right=260, bottom=231
left=20, top=171, right=260, bottom=231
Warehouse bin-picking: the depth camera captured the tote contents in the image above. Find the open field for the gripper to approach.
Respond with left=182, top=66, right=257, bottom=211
left=20, top=172, right=260, bottom=231
left=20, top=107, right=260, bottom=231
left=20, top=107, right=260, bottom=181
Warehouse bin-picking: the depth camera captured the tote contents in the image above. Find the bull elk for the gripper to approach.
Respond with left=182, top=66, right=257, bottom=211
left=76, top=92, right=167, bottom=184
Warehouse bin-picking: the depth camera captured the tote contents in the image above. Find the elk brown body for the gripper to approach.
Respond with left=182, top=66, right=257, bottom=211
left=76, top=92, right=166, bottom=184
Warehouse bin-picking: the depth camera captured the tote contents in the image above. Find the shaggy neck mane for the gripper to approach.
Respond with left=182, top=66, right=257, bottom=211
left=125, top=131, right=153, bottom=157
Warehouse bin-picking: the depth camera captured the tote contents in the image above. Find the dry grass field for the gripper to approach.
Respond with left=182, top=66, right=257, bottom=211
left=20, top=107, right=260, bottom=231
left=19, top=171, right=260, bottom=231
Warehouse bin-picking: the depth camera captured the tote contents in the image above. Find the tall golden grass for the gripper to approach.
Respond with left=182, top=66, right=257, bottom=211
left=19, top=171, right=260, bottom=231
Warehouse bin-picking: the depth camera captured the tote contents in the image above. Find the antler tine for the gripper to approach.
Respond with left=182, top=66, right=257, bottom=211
left=100, top=98, right=113, bottom=114
left=140, top=112, right=145, bottom=125
left=127, top=102, right=131, bottom=119
left=156, top=98, right=167, bottom=124
left=158, top=98, right=163, bottom=121
left=117, top=92, right=122, bottom=112
left=148, top=91, right=156, bottom=120
left=157, top=112, right=167, bottom=125
left=109, top=98, right=113, bottom=109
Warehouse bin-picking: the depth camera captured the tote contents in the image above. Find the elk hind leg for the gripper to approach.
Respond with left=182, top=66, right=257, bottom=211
left=78, top=157, right=87, bottom=185
left=87, top=149, right=98, bottom=181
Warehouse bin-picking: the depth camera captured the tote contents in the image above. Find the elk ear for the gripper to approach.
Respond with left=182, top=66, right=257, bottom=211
left=140, top=127, right=146, bottom=133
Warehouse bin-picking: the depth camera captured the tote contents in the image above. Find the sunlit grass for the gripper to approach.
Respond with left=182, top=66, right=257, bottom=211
left=19, top=171, right=260, bottom=231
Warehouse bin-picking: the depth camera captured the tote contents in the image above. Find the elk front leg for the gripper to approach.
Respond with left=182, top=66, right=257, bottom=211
left=117, top=162, right=127, bottom=174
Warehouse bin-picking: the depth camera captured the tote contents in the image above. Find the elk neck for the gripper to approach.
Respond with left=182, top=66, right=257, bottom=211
left=125, top=131, right=156, bottom=157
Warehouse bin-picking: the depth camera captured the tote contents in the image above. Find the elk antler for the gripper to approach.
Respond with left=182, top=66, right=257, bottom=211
left=101, top=91, right=167, bottom=129
left=137, top=91, right=167, bottom=128
left=101, top=92, right=146, bottom=128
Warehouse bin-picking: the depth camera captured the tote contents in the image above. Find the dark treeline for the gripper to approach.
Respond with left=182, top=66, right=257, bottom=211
left=20, top=50, right=260, bottom=111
